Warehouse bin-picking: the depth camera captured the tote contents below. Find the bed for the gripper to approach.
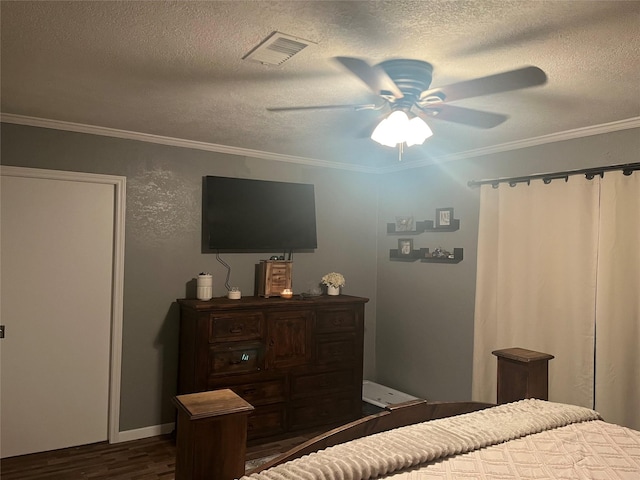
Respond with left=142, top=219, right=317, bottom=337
left=172, top=349, right=640, bottom=480
left=242, top=398, right=640, bottom=479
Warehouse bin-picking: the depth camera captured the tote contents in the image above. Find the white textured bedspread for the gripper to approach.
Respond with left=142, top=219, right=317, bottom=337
left=389, top=419, right=640, bottom=479
left=241, top=400, right=602, bottom=480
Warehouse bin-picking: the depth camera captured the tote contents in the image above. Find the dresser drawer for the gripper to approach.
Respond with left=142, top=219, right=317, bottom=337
left=209, top=342, right=264, bottom=376
left=209, top=312, right=264, bottom=343
left=247, top=404, right=286, bottom=440
left=316, top=309, right=357, bottom=333
left=227, top=378, right=286, bottom=406
left=316, top=334, right=356, bottom=365
left=291, top=369, right=355, bottom=399
left=290, top=394, right=356, bottom=430
left=270, top=263, right=289, bottom=278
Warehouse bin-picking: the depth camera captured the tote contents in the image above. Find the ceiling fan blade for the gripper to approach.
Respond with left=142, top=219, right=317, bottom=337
left=415, top=104, right=508, bottom=128
left=333, top=57, right=404, bottom=99
left=267, top=103, right=379, bottom=112
left=419, top=66, right=547, bottom=103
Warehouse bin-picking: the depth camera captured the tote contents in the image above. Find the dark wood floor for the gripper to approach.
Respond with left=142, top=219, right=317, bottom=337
left=0, top=430, right=321, bottom=480
left=2, top=402, right=385, bottom=479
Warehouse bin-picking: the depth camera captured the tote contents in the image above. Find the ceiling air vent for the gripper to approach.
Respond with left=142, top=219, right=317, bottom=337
left=243, top=32, right=314, bottom=66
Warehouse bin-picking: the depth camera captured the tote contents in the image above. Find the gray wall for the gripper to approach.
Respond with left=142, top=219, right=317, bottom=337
left=375, top=128, right=640, bottom=401
left=3, top=122, right=638, bottom=430
left=0, top=123, right=379, bottom=431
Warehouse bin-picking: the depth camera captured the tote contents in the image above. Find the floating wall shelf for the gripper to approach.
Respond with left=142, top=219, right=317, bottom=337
left=421, top=247, right=464, bottom=264
left=387, top=218, right=460, bottom=235
left=388, top=210, right=462, bottom=263
left=389, top=247, right=464, bottom=263
left=389, top=249, right=421, bottom=262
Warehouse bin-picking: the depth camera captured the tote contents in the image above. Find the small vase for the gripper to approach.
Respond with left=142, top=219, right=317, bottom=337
left=327, top=285, right=340, bottom=296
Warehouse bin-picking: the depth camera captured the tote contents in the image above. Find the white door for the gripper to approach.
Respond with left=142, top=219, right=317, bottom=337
left=0, top=168, right=124, bottom=458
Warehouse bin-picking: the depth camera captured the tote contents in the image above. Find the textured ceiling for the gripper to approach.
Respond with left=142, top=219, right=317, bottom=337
left=1, top=1, right=639, bottom=170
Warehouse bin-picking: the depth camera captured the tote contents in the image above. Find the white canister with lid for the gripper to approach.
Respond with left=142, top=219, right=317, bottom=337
left=196, top=273, right=213, bottom=301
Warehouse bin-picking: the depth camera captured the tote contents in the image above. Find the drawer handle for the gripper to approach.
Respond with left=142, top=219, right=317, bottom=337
left=243, top=388, right=257, bottom=395
left=229, top=325, right=244, bottom=334
left=332, top=319, right=342, bottom=326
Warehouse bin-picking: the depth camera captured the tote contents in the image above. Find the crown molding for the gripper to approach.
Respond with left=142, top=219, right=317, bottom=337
left=380, top=117, right=640, bottom=173
left=0, top=114, right=379, bottom=174
left=2, top=113, right=638, bottom=175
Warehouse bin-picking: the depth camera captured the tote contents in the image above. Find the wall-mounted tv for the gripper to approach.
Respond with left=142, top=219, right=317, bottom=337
left=202, top=176, right=317, bottom=252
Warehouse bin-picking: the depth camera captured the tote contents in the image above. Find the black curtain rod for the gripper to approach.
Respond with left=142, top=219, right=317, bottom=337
left=467, top=162, right=640, bottom=188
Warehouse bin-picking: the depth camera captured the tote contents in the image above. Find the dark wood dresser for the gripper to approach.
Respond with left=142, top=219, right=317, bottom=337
left=177, top=294, right=368, bottom=441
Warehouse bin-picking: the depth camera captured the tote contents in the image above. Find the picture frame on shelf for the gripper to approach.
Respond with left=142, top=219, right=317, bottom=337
left=395, top=215, right=415, bottom=232
left=398, top=238, right=413, bottom=257
left=435, top=207, right=454, bottom=228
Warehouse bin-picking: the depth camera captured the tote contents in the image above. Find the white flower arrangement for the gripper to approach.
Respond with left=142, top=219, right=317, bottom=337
left=321, top=272, right=345, bottom=288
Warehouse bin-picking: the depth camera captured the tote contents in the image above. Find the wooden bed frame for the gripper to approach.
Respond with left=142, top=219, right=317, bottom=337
left=248, top=399, right=494, bottom=474
left=173, top=347, right=554, bottom=480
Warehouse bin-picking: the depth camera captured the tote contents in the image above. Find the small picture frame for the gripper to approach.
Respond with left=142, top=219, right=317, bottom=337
left=436, top=208, right=454, bottom=228
left=395, top=215, right=415, bottom=232
left=398, top=238, right=413, bottom=257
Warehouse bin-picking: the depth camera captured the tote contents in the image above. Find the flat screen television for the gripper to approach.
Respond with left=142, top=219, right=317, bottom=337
left=202, top=176, right=317, bottom=252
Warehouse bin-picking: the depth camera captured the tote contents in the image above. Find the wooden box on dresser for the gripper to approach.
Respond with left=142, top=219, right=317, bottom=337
left=177, top=294, right=369, bottom=442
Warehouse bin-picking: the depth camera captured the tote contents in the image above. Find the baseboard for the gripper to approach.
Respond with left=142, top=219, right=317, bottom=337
left=113, top=422, right=175, bottom=443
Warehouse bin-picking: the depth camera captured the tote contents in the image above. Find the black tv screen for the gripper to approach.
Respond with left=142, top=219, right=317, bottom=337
left=202, top=176, right=317, bottom=251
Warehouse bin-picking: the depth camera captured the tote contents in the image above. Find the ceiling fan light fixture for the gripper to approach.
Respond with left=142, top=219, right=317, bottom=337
left=371, top=110, right=404, bottom=147
left=370, top=111, right=432, bottom=148
left=406, top=116, right=433, bottom=146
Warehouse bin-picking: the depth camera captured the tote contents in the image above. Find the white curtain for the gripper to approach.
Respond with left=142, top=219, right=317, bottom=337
left=472, top=176, right=599, bottom=408
left=473, top=170, right=640, bottom=429
left=595, top=171, right=640, bottom=430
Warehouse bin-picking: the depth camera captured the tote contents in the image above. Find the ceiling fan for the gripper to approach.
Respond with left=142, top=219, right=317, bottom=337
left=267, top=57, right=547, bottom=155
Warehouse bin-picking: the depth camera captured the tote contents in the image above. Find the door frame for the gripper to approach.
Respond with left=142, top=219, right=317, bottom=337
left=0, top=166, right=126, bottom=443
